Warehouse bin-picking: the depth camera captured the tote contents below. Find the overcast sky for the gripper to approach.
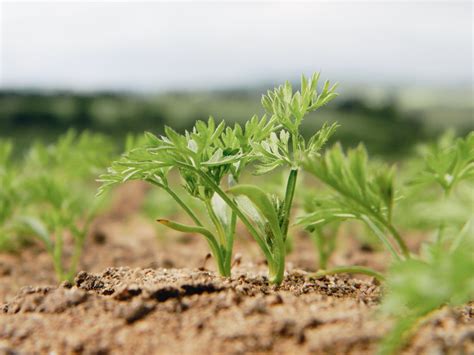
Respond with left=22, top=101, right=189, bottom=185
left=0, top=1, right=472, bottom=91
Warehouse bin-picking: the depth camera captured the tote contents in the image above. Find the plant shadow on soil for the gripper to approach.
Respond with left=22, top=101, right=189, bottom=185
left=0, top=183, right=472, bottom=354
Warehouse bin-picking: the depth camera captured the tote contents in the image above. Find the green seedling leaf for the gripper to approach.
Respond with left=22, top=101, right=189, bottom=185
left=227, top=185, right=284, bottom=245
left=379, top=242, right=474, bottom=354
left=211, top=193, right=230, bottom=230
left=302, top=143, right=409, bottom=258
left=17, top=216, right=52, bottom=251
left=235, top=196, right=266, bottom=230
left=411, top=131, right=474, bottom=193
left=261, top=72, right=338, bottom=135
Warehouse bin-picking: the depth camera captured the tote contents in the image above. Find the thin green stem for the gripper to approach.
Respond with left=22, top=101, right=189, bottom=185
left=291, top=132, right=299, bottom=164
left=436, top=188, right=450, bottom=244
left=382, top=221, right=410, bottom=258
left=65, top=213, right=97, bottom=282
left=350, top=199, right=409, bottom=258
left=269, top=235, right=286, bottom=284
left=204, top=199, right=226, bottom=247
left=66, top=229, right=86, bottom=282
left=158, top=219, right=228, bottom=276
left=224, top=211, right=237, bottom=273
left=311, top=227, right=329, bottom=269
left=449, top=218, right=471, bottom=253
left=147, top=179, right=202, bottom=227
left=362, top=215, right=401, bottom=261
left=311, top=265, right=386, bottom=282
left=281, top=168, right=298, bottom=238
left=225, top=175, right=237, bottom=272
left=183, top=165, right=274, bottom=265
left=52, top=230, right=64, bottom=281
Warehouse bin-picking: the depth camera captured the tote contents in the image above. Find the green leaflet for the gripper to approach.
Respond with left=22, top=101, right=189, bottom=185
left=379, top=242, right=474, bottom=355
left=235, top=196, right=266, bottom=230
left=412, top=131, right=474, bottom=193
left=227, top=185, right=284, bottom=246
left=301, top=143, right=411, bottom=260
left=261, top=73, right=338, bottom=135
left=227, top=184, right=286, bottom=284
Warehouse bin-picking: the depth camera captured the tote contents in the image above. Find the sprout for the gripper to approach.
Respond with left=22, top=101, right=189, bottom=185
left=99, top=73, right=338, bottom=284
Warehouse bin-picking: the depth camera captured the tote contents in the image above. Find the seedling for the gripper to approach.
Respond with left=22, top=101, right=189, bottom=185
left=412, top=131, right=474, bottom=195
left=298, top=143, right=409, bottom=280
left=100, top=116, right=276, bottom=277
left=100, top=73, right=338, bottom=284
left=408, top=131, right=474, bottom=244
left=297, top=130, right=473, bottom=350
left=231, top=73, right=339, bottom=283
left=377, top=132, right=474, bottom=353
left=12, top=131, right=114, bottom=282
left=0, top=140, right=21, bottom=251
left=379, top=226, right=473, bottom=354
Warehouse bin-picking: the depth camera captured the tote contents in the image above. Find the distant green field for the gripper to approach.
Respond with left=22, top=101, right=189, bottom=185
left=1, top=85, right=472, bottom=156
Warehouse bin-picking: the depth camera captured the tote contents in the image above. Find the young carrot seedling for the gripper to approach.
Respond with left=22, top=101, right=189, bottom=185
left=298, top=143, right=409, bottom=280
left=377, top=132, right=474, bottom=354
left=100, top=73, right=338, bottom=284
left=99, top=116, right=276, bottom=277
left=16, top=131, right=114, bottom=282
left=0, top=140, right=22, bottom=251
left=228, top=73, right=339, bottom=283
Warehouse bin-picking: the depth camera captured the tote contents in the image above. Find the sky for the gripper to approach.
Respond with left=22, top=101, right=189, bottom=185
left=0, top=1, right=472, bottom=91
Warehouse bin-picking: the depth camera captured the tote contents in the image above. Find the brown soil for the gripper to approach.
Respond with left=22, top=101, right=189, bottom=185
left=0, top=182, right=472, bottom=354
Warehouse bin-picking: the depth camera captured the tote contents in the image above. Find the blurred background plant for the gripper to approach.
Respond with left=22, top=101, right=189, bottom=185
left=0, top=131, right=116, bottom=281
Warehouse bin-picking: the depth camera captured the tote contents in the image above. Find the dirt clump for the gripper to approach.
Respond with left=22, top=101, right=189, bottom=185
left=1, top=267, right=472, bottom=354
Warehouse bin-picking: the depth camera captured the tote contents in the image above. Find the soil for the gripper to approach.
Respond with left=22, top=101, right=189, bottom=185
left=0, top=182, right=472, bottom=354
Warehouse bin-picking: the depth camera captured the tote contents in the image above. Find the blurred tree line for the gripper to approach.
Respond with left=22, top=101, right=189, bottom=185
left=0, top=90, right=471, bottom=156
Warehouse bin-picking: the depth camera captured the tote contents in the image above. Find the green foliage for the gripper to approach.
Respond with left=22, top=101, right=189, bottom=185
left=297, top=130, right=473, bottom=351
left=261, top=73, right=338, bottom=136
left=0, top=140, right=21, bottom=251
left=397, top=132, right=474, bottom=233
left=412, top=131, right=474, bottom=194
left=374, top=133, right=474, bottom=353
left=253, top=122, right=338, bottom=174
left=256, top=73, right=339, bottom=173
left=300, top=143, right=408, bottom=260
left=99, top=115, right=277, bottom=278
left=100, top=73, right=338, bottom=284
left=0, top=131, right=115, bottom=281
left=1, top=75, right=472, bottom=352
left=397, top=183, right=473, bottom=232
left=227, top=184, right=286, bottom=282
left=379, top=232, right=474, bottom=354
left=99, top=116, right=274, bottom=196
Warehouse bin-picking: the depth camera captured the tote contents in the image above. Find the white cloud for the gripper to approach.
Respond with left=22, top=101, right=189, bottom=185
left=1, top=1, right=472, bottom=90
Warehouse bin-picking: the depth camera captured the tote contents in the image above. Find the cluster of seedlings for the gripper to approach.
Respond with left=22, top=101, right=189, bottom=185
left=1, top=74, right=473, bottom=354
left=0, top=131, right=115, bottom=281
